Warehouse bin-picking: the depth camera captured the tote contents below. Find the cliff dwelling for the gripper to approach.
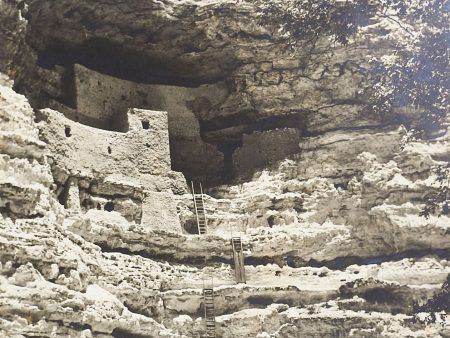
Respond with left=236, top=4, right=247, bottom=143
left=1, top=0, right=450, bottom=337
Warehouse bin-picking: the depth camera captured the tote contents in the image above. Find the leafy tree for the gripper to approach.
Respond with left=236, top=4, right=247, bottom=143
left=259, top=0, right=449, bottom=216
left=421, top=163, right=450, bottom=218
left=412, top=273, right=450, bottom=324
left=259, top=0, right=450, bottom=320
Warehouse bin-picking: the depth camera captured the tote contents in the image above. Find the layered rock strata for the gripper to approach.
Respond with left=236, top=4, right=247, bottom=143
left=1, top=0, right=450, bottom=337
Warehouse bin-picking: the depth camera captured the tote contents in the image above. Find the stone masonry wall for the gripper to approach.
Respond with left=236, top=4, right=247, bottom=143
left=233, top=128, right=301, bottom=175
left=38, top=107, right=171, bottom=179
left=73, top=64, right=226, bottom=181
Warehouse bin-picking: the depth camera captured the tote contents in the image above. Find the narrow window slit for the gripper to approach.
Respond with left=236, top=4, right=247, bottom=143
left=65, top=126, right=71, bottom=137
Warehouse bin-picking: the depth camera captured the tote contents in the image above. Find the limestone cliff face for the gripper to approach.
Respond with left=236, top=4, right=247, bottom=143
left=1, top=1, right=450, bottom=337
left=1, top=0, right=401, bottom=183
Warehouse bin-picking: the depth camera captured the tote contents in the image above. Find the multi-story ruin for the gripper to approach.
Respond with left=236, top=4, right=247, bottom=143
left=1, top=1, right=450, bottom=337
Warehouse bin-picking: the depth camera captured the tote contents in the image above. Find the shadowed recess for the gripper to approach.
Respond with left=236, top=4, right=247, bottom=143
left=37, top=38, right=225, bottom=87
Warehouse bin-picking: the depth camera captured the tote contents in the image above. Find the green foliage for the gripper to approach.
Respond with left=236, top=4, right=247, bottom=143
left=259, top=0, right=450, bottom=218
left=420, top=163, right=450, bottom=218
left=261, top=2, right=450, bottom=321
left=259, top=0, right=376, bottom=45
left=412, top=273, right=450, bottom=324
left=259, top=0, right=449, bottom=134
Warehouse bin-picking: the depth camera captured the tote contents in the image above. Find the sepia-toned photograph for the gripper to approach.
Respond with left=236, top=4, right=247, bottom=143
left=0, top=0, right=449, bottom=337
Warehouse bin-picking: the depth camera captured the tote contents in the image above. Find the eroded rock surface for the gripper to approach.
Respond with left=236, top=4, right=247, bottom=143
left=1, top=0, right=415, bottom=183
left=1, top=0, right=450, bottom=337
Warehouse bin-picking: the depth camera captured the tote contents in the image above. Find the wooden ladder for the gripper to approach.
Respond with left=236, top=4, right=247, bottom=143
left=231, top=237, right=246, bottom=283
left=203, top=287, right=216, bottom=338
left=191, top=181, right=207, bottom=235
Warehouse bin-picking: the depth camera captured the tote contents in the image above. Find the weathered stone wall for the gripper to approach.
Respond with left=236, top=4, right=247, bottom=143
left=233, top=128, right=301, bottom=174
left=35, top=106, right=185, bottom=225
left=38, top=107, right=171, bottom=179
left=73, top=64, right=226, bottom=180
left=74, top=64, right=228, bottom=135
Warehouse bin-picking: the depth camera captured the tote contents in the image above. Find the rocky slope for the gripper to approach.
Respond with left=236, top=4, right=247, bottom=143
left=1, top=0, right=450, bottom=337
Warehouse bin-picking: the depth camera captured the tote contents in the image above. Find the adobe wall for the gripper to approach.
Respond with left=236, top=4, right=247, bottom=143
left=74, top=64, right=227, bottom=136
left=233, top=128, right=301, bottom=173
left=38, top=107, right=171, bottom=180
left=73, top=64, right=226, bottom=180
left=37, top=107, right=183, bottom=230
